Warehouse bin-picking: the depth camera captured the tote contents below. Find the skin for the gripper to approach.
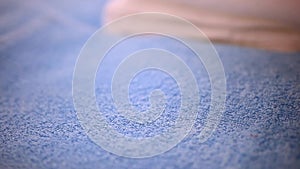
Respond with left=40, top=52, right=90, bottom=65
left=106, top=0, right=300, bottom=26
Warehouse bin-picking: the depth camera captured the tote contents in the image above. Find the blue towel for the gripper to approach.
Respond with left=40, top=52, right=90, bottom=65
left=0, top=0, right=299, bottom=169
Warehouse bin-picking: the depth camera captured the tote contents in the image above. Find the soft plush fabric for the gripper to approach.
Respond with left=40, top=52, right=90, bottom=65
left=0, top=1, right=299, bottom=169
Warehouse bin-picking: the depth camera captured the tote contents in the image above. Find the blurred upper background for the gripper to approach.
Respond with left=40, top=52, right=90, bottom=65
left=1, top=0, right=300, bottom=52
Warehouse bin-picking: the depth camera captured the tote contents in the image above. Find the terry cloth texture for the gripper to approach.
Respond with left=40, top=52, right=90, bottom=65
left=0, top=0, right=299, bottom=169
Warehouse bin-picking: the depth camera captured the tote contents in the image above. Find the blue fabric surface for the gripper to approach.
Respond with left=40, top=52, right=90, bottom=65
left=0, top=0, right=299, bottom=169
